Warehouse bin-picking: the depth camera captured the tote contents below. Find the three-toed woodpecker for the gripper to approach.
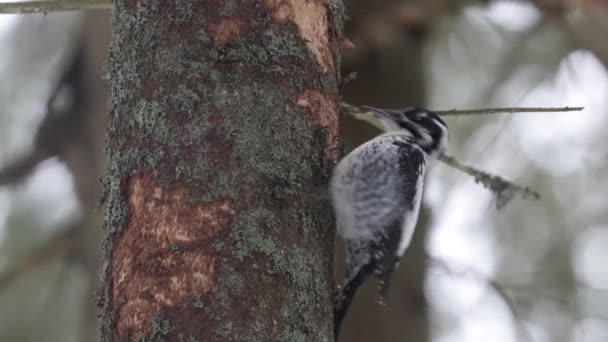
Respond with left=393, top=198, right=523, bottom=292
left=331, top=103, right=448, bottom=337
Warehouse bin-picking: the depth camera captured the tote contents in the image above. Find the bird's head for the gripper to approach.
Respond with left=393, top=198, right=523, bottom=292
left=353, top=105, right=448, bottom=157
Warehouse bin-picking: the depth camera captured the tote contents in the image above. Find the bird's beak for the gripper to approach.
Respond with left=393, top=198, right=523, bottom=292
left=353, top=106, right=389, bottom=131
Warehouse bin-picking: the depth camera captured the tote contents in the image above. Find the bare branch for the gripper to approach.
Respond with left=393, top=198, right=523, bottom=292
left=0, top=151, right=48, bottom=186
left=428, top=256, right=533, bottom=342
left=435, top=106, right=584, bottom=117
left=0, top=45, right=86, bottom=185
left=0, top=226, right=77, bottom=290
left=439, top=154, right=540, bottom=209
left=0, top=0, right=110, bottom=14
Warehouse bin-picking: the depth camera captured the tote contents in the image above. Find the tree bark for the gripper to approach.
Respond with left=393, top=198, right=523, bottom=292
left=100, top=1, right=344, bottom=341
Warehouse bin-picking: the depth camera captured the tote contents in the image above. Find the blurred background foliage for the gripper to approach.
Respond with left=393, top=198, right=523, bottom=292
left=0, top=1, right=606, bottom=341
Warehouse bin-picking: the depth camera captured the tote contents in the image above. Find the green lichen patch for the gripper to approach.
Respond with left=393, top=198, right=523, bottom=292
left=148, top=311, right=173, bottom=341
left=191, top=293, right=205, bottom=309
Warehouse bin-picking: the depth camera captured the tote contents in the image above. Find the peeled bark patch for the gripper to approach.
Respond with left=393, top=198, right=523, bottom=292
left=110, top=172, right=236, bottom=338
left=265, top=0, right=334, bottom=73
left=207, top=18, right=248, bottom=46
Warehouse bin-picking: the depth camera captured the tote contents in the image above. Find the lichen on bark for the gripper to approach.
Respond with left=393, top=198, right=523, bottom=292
left=100, top=0, right=344, bottom=341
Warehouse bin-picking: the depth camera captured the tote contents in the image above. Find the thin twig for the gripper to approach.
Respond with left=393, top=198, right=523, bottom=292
left=439, top=154, right=540, bottom=209
left=0, top=0, right=110, bottom=14
left=434, top=106, right=584, bottom=117
left=339, top=102, right=584, bottom=117
left=339, top=72, right=358, bottom=94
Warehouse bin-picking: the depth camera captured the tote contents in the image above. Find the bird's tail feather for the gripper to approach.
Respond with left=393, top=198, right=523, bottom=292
left=334, top=262, right=376, bottom=340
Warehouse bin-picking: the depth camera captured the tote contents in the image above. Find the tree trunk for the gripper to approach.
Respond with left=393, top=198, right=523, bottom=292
left=99, top=1, right=344, bottom=341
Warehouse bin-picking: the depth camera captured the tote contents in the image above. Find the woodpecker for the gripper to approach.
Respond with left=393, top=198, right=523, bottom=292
left=332, top=103, right=448, bottom=337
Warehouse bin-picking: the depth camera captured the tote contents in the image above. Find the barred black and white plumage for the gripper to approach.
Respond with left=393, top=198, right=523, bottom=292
left=332, top=104, right=448, bottom=338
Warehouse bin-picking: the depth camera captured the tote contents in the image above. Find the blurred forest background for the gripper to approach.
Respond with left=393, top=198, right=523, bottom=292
left=0, top=0, right=607, bottom=341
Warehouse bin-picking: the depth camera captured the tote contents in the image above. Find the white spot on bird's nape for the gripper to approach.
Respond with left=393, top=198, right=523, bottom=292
left=416, top=125, right=434, bottom=147
left=436, top=118, right=448, bottom=149
left=415, top=111, right=427, bottom=119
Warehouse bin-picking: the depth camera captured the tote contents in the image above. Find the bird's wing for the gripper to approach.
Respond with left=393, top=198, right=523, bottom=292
left=345, top=138, right=426, bottom=290
left=336, top=138, right=427, bottom=334
left=349, top=137, right=426, bottom=234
